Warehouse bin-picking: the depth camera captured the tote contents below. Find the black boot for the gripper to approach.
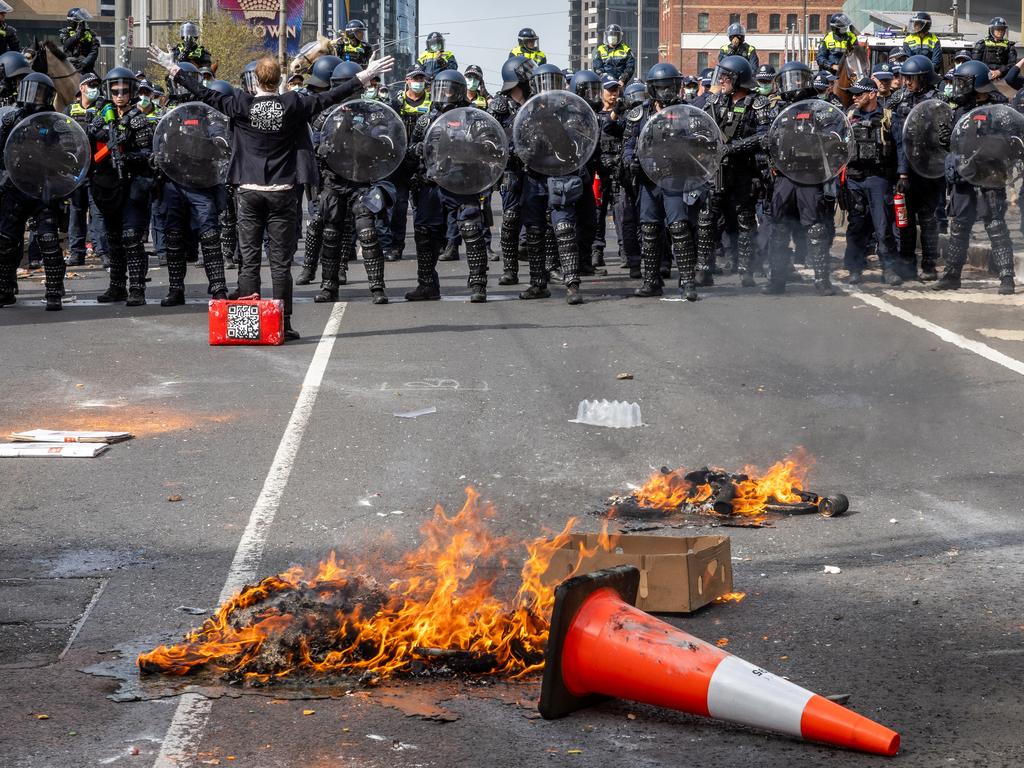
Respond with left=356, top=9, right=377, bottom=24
left=126, top=288, right=146, bottom=307
left=407, top=226, right=442, bottom=300
left=932, top=271, right=961, bottom=291
left=405, top=282, right=441, bottom=301
left=97, top=286, right=128, bottom=303
left=283, top=318, right=300, bottom=341
left=520, top=226, right=550, bottom=299
left=566, top=284, right=583, bottom=305
left=161, top=288, right=186, bottom=306
left=681, top=282, right=698, bottom=301
left=998, top=275, right=1015, bottom=295
left=635, top=223, right=663, bottom=297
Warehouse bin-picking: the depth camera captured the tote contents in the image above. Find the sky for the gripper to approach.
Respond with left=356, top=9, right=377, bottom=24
left=418, top=0, right=572, bottom=92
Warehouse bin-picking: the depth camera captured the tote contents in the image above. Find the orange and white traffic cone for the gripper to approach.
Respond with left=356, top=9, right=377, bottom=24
left=540, top=566, right=899, bottom=756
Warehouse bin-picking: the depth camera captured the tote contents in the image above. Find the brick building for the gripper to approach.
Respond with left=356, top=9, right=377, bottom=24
left=659, top=2, right=841, bottom=75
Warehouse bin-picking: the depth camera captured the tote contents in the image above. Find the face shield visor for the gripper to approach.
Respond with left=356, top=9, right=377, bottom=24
left=779, top=68, right=812, bottom=96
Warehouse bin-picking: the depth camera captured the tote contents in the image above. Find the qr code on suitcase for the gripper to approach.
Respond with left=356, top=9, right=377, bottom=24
left=226, top=304, right=261, bottom=340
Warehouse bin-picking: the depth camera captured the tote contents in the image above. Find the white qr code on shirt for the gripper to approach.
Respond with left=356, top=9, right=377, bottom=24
left=226, top=304, right=261, bottom=340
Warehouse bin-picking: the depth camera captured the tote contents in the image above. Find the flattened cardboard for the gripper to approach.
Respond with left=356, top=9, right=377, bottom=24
left=0, top=442, right=110, bottom=458
left=10, top=429, right=133, bottom=444
left=541, top=532, right=732, bottom=614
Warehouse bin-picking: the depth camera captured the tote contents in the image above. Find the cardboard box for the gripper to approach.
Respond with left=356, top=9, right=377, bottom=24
left=542, top=533, right=732, bottom=614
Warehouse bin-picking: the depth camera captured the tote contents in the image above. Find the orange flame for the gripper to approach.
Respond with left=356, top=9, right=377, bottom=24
left=139, top=489, right=585, bottom=682
left=714, top=592, right=747, bottom=603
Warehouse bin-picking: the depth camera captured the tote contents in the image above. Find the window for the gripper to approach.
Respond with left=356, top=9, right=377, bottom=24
left=729, top=13, right=740, bottom=25
left=809, top=14, right=821, bottom=32
left=786, top=13, right=798, bottom=31
left=769, top=14, right=780, bottom=31
left=698, top=12, right=709, bottom=32
left=746, top=13, right=758, bottom=31
left=769, top=52, right=781, bottom=68
left=697, top=51, right=709, bottom=71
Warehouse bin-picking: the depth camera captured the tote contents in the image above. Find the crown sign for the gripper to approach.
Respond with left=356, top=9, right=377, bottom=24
left=237, top=0, right=282, bottom=21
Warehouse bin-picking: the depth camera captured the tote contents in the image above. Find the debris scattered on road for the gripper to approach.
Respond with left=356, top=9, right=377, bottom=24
left=823, top=565, right=842, bottom=574
left=393, top=406, right=437, bottom=419
left=889, top=518, right=898, bottom=524
left=302, top=709, right=315, bottom=716
left=167, top=494, right=183, bottom=503
left=826, top=693, right=852, bottom=704
left=31, top=713, right=49, bottom=720
left=175, top=606, right=208, bottom=615
left=615, top=372, right=634, bottom=380
left=10, top=429, right=133, bottom=444
left=0, top=442, right=111, bottom=458
left=570, top=399, right=643, bottom=428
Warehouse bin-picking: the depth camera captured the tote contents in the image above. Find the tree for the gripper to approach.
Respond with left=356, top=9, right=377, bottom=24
left=147, top=11, right=264, bottom=87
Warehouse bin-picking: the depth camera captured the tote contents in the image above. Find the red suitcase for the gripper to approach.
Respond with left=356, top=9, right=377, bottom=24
left=208, top=295, right=284, bottom=346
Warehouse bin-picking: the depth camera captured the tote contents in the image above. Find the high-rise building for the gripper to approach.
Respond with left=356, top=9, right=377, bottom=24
left=570, top=0, right=660, bottom=78
left=341, top=0, right=418, bottom=76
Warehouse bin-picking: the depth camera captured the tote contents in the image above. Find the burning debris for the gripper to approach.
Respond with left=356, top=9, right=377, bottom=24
left=139, top=489, right=580, bottom=685
left=609, top=454, right=848, bottom=523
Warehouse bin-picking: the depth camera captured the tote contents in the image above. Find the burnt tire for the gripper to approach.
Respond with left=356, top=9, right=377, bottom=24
left=818, top=494, right=849, bottom=518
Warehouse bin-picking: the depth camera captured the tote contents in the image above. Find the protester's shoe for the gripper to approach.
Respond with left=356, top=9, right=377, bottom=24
left=295, top=267, right=316, bottom=285
left=498, top=271, right=518, bottom=286
left=920, top=265, right=938, bottom=282
left=846, top=271, right=863, bottom=285
left=566, top=285, right=583, bottom=305
left=634, top=282, right=663, bottom=298
left=548, top=266, right=562, bottom=282
left=883, top=269, right=903, bottom=287
left=681, top=283, right=699, bottom=302
left=404, top=283, right=441, bottom=301
left=439, top=243, right=460, bottom=261
left=45, top=295, right=62, bottom=311
left=96, top=286, right=128, bottom=303
left=126, top=289, right=146, bottom=307
left=932, top=272, right=961, bottom=291
left=283, top=320, right=300, bottom=341
left=469, top=285, right=487, bottom=303
left=814, top=279, right=836, bottom=296
left=384, top=249, right=401, bottom=262
left=998, top=275, right=1016, bottom=295
left=314, top=287, right=339, bottom=303
left=371, top=289, right=389, bottom=305
left=518, top=285, right=550, bottom=300
left=593, top=250, right=605, bottom=268
left=160, top=289, right=185, bottom=307
left=227, top=289, right=241, bottom=300
left=628, top=266, right=642, bottom=279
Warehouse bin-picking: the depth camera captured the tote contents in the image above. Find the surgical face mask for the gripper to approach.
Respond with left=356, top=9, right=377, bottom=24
left=466, top=76, right=480, bottom=91
left=607, top=34, right=620, bottom=46
left=409, top=80, right=426, bottom=93
left=289, top=84, right=302, bottom=91
left=138, top=95, right=152, bottom=108
left=756, top=83, right=772, bottom=96
left=684, top=86, right=697, bottom=99
left=362, top=89, right=377, bottom=101
left=943, top=83, right=953, bottom=99
left=429, top=42, right=441, bottom=52
left=86, top=87, right=99, bottom=101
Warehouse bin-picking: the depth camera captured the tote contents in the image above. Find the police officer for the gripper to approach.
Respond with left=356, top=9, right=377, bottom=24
left=842, top=77, right=900, bottom=285
left=0, top=1, right=21, bottom=55
left=337, top=19, right=372, bottom=67
left=381, top=66, right=431, bottom=264
left=517, top=64, right=587, bottom=304
left=509, top=28, right=546, bottom=64
left=616, top=80, right=645, bottom=276
left=87, top=68, right=156, bottom=306
left=935, top=60, right=1016, bottom=294
left=889, top=54, right=944, bottom=281
left=701, top=55, right=774, bottom=288
left=569, top=70, right=603, bottom=275
left=60, top=8, right=100, bottom=75
left=591, top=74, right=627, bottom=272
left=816, top=13, right=857, bottom=73
left=973, top=17, right=1018, bottom=79
left=418, top=32, right=458, bottom=78
left=690, top=68, right=714, bottom=109
left=872, top=64, right=895, bottom=105
left=754, top=64, right=777, bottom=99
left=465, top=65, right=488, bottom=107
left=623, top=62, right=703, bottom=300
left=719, top=24, right=759, bottom=71
left=65, top=72, right=107, bottom=267
left=406, top=70, right=490, bottom=302
left=173, top=22, right=212, bottom=69
left=0, top=50, right=30, bottom=108
left=763, top=61, right=836, bottom=295
left=813, top=71, right=841, bottom=104
left=592, top=24, right=635, bottom=86
left=901, top=12, right=942, bottom=71
left=0, top=73, right=66, bottom=309
left=489, top=55, right=534, bottom=286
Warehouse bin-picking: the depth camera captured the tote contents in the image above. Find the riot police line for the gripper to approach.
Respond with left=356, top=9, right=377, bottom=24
left=0, top=21, right=1022, bottom=341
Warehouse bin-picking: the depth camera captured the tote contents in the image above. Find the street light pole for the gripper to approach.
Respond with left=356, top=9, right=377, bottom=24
left=278, top=0, right=287, bottom=71
left=802, top=0, right=808, bottom=64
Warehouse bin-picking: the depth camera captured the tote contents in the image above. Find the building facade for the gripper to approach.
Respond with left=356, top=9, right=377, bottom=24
left=343, top=0, right=418, bottom=76
left=570, top=0, right=660, bottom=77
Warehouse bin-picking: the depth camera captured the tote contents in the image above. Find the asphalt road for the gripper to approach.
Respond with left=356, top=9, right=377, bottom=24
left=2, top=238, right=1023, bottom=768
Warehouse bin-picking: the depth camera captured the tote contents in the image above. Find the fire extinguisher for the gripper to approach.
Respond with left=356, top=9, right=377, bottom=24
left=893, top=193, right=908, bottom=229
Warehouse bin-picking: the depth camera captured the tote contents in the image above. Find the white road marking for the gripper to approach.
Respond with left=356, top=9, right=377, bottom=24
left=977, top=329, right=1024, bottom=342
left=854, top=291, right=1024, bottom=377
left=152, top=302, right=347, bottom=768
left=883, top=289, right=1024, bottom=306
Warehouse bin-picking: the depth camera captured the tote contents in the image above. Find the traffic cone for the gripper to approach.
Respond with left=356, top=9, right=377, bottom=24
left=539, top=566, right=900, bottom=756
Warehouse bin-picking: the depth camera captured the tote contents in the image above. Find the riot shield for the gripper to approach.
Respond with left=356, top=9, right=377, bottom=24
left=636, top=104, right=724, bottom=193
left=951, top=104, right=1024, bottom=190
left=903, top=100, right=953, bottom=179
left=321, top=100, right=407, bottom=183
left=2, top=111, right=90, bottom=203
left=767, top=99, right=851, bottom=185
left=152, top=102, right=232, bottom=189
left=512, top=90, right=599, bottom=176
left=423, top=107, right=508, bottom=195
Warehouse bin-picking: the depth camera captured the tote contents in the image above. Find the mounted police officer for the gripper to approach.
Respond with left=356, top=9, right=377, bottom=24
left=842, top=77, right=900, bottom=285
left=901, top=12, right=942, bottom=70
left=509, top=28, right=546, bottom=64
left=592, top=24, right=635, bottom=86
left=0, top=50, right=30, bottom=108
left=889, top=54, right=944, bottom=281
left=816, top=13, right=857, bottom=73
left=973, top=17, right=1018, bottom=80
left=60, top=8, right=100, bottom=75
left=418, top=32, right=458, bottom=78
left=935, top=60, right=1016, bottom=294
left=700, top=55, right=773, bottom=288
left=0, top=1, right=21, bottom=56
left=719, top=24, right=759, bottom=71
left=337, top=19, right=372, bottom=68
left=173, top=22, right=212, bottom=69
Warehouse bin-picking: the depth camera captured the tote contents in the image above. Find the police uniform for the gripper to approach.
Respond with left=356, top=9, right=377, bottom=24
left=59, top=23, right=100, bottom=74
left=972, top=36, right=1018, bottom=77
left=64, top=94, right=108, bottom=266
left=0, top=21, right=21, bottom=55
left=488, top=92, right=526, bottom=283
left=843, top=104, right=900, bottom=280
left=901, top=32, right=942, bottom=70
left=172, top=41, right=212, bottom=69
left=336, top=39, right=372, bottom=68
left=816, top=31, right=857, bottom=71
left=718, top=42, right=759, bottom=71
left=508, top=45, right=546, bottom=65
left=592, top=43, right=635, bottom=83
left=593, top=107, right=639, bottom=271
left=418, top=50, right=458, bottom=78
left=383, top=89, right=431, bottom=261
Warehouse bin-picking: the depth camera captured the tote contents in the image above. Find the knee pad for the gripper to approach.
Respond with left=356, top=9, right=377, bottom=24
left=525, top=225, right=545, bottom=248
left=200, top=228, right=221, bottom=249
left=807, top=223, right=828, bottom=246
left=322, top=226, right=342, bottom=249
left=736, top=209, right=757, bottom=233
left=165, top=228, right=185, bottom=251
left=948, top=220, right=970, bottom=240
left=356, top=226, right=379, bottom=247
left=458, top=219, right=483, bottom=241
left=37, top=231, right=61, bottom=254
left=123, top=229, right=144, bottom=248
left=640, top=222, right=660, bottom=244
left=667, top=220, right=690, bottom=239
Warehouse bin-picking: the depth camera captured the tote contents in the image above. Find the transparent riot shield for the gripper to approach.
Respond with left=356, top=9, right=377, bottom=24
left=767, top=99, right=851, bottom=185
left=512, top=90, right=599, bottom=176
left=321, top=100, right=407, bottom=183
left=636, top=104, right=724, bottom=193
left=903, top=100, right=953, bottom=179
left=152, top=102, right=232, bottom=189
left=2, top=111, right=90, bottom=203
left=951, top=104, right=1024, bottom=189
left=423, top=107, right=509, bottom=195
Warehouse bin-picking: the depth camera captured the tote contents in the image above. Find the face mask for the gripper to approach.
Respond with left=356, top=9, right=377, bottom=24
left=466, top=76, right=480, bottom=91
left=138, top=96, right=152, bottom=108
left=756, top=83, right=772, bottom=96
left=289, top=84, right=301, bottom=91
left=944, top=84, right=954, bottom=99
left=430, top=43, right=441, bottom=52
left=684, top=86, right=697, bottom=99
left=409, top=80, right=425, bottom=93
left=86, top=87, right=99, bottom=101
left=362, top=90, right=377, bottom=101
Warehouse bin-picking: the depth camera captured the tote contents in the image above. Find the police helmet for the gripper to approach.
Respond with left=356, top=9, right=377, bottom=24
left=605, top=24, right=623, bottom=46
left=645, top=61, right=682, bottom=104
left=623, top=80, right=646, bottom=108
left=908, top=11, right=931, bottom=35
left=726, top=23, right=746, bottom=40
left=530, top=62, right=566, bottom=94
left=989, top=17, right=1008, bottom=37
left=103, top=66, right=138, bottom=100
left=431, top=69, right=467, bottom=106
left=778, top=60, right=814, bottom=98
left=518, top=27, right=538, bottom=49
left=0, top=1, right=12, bottom=13
left=345, top=19, right=367, bottom=40
left=900, top=54, right=938, bottom=86
left=0, top=51, right=31, bottom=82
left=16, top=71, right=55, bottom=108
left=500, top=55, right=536, bottom=94
left=206, top=79, right=233, bottom=96
left=829, top=13, right=852, bottom=35
left=426, top=31, right=445, bottom=52
left=330, top=60, right=362, bottom=87
left=954, top=49, right=971, bottom=63
left=307, top=54, right=343, bottom=89
left=241, top=60, right=259, bottom=95
left=570, top=69, right=602, bottom=108
left=714, top=55, right=756, bottom=91
left=952, top=59, right=997, bottom=99
left=171, top=62, right=199, bottom=96
left=66, top=7, right=91, bottom=23
left=180, top=21, right=200, bottom=42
